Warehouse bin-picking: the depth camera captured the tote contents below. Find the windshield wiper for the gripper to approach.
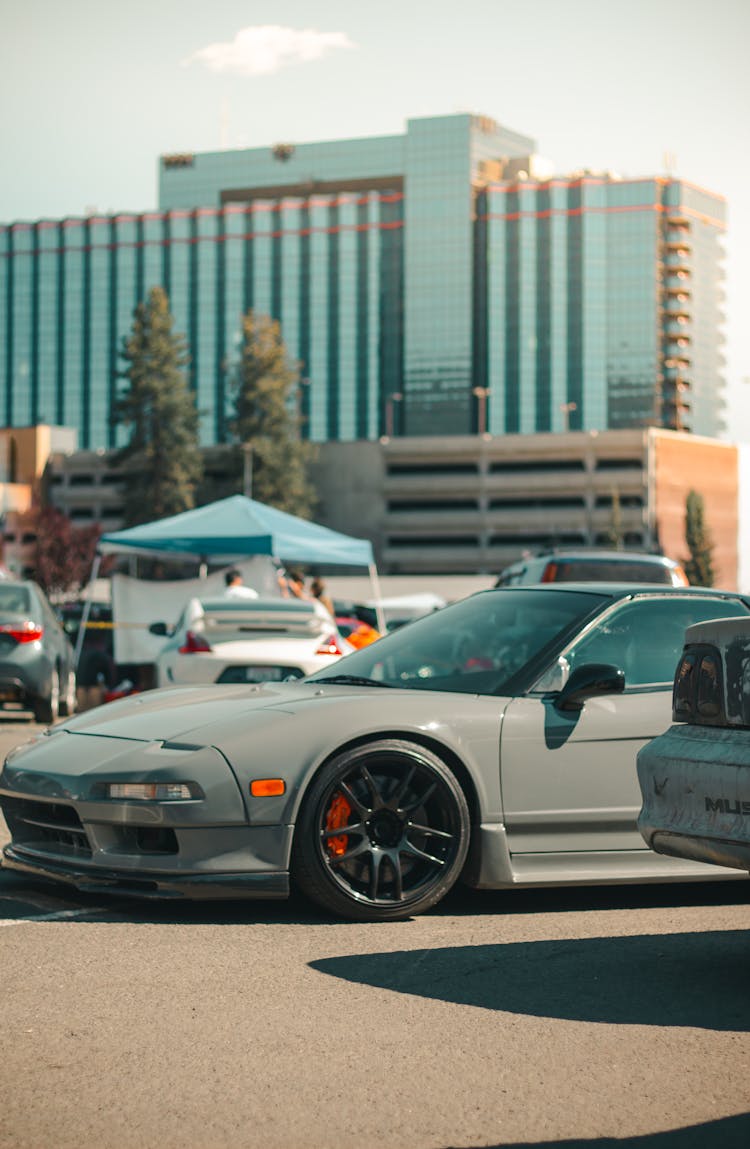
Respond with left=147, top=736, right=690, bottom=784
left=313, top=674, right=393, bottom=688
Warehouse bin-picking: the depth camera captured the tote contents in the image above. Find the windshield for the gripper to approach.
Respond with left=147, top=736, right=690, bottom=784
left=309, top=587, right=608, bottom=695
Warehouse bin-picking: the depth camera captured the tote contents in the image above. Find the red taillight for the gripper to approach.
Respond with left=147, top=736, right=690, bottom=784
left=178, top=629, right=212, bottom=654
left=0, top=621, right=44, bottom=643
left=540, top=562, right=558, bottom=583
left=316, top=633, right=345, bottom=656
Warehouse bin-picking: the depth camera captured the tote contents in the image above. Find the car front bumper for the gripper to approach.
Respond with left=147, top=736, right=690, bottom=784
left=1, top=841, right=290, bottom=899
left=0, top=727, right=295, bottom=900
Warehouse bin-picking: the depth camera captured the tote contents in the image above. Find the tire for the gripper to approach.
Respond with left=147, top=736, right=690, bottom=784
left=59, top=669, right=76, bottom=717
left=292, top=739, right=470, bottom=922
left=33, top=668, right=60, bottom=725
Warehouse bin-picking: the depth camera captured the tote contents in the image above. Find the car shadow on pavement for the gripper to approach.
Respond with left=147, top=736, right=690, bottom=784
left=437, top=879, right=750, bottom=918
left=451, top=1110, right=750, bottom=1148
left=0, top=869, right=347, bottom=927
left=310, top=929, right=750, bottom=1031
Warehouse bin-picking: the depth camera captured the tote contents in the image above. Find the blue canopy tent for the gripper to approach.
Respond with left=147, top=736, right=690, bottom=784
left=98, top=495, right=375, bottom=569
left=76, top=496, right=383, bottom=665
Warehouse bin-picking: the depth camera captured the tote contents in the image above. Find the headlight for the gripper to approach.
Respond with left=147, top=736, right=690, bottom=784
left=106, top=782, right=194, bottom=801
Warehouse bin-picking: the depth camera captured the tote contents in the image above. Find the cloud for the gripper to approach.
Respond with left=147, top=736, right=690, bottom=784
left=182, top=25, right=356, bottom=77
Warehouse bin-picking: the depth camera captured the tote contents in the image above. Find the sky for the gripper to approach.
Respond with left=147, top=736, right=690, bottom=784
left=2, top=0, right=750, bottom=436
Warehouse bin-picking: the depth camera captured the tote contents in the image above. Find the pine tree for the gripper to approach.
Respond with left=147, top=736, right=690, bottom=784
left=600, top=489, right=623, bottom=550
left=115, top=287, right=203, bottom=526
left=227, top=310, right=317, bottom=517
left=684, top=489, right=716, bottom=587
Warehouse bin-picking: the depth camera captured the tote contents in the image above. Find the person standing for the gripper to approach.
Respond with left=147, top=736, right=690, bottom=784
left=285, top=570, right=308, bottom=600
left=223, top=569, right=259, bottom=599
left=310, top=577, right=335, bottom=618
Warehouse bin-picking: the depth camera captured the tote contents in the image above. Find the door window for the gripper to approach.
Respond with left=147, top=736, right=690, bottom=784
left=566, top=597, right=748, bottom=688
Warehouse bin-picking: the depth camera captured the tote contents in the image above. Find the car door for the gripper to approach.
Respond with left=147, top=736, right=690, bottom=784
left=499, top=594, right=750, bottom=857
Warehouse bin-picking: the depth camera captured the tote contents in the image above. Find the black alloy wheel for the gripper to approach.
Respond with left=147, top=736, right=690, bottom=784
left=292, top=739, right=470, bottom=922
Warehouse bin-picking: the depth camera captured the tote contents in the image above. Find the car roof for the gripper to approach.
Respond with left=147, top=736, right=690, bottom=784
left=531, top=550, right=679, bottom=565
left=481, top=583, right=747, bottom=601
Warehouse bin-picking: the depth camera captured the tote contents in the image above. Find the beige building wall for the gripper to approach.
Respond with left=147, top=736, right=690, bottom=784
left=41, top=427, right=742, bottom=588
left=653, top=431, right=738, bottom=590
left=0, top=426, right=78, bottom=574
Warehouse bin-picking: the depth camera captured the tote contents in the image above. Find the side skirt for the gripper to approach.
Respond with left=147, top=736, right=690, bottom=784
left=463, top=825, right=747, bottom=889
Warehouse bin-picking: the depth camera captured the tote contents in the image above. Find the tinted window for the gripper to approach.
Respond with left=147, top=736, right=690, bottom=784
left=308, top=588, right=608, bottom=695
left=567, top=596, right=749, bottom=687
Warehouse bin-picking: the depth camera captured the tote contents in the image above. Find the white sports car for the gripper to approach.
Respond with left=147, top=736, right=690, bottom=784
left=151, top=596, right=353, bottom=687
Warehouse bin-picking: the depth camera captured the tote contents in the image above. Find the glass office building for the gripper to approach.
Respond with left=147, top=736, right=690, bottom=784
left=0, top=114, right=726, bottom=449
left=479, top=173, right=725, bottom=437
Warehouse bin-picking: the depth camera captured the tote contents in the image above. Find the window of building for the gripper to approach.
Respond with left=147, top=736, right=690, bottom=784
left=489, top=460, right=586, bottom=474
left=595, top=458, right=643, bottom=471
left=387, top=535, right=477, bottom=548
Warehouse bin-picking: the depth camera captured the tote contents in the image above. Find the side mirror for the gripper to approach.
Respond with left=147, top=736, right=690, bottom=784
left=555, top=662, right=625, bottom=712
left=149, top=621, right=169, bottom=637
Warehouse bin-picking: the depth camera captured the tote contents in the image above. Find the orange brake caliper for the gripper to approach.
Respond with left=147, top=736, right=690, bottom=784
left=325, top=792, right=352, bottom=857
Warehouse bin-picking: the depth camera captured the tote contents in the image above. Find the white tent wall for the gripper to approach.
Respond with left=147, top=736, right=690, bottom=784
left=110, top=556, right=280, bottom=665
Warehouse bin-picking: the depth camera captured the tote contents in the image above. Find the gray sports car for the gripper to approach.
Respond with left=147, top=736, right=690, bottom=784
left=2, top=584, right=749, bottom=921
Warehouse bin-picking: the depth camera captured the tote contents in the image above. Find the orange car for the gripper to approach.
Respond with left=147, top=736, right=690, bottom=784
left=335, top=616, right=381, bottom=648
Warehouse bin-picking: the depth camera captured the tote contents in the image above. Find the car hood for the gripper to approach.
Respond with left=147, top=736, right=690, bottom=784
left=53, top=682, right=305, bottom=742
left=55, top=680, right=497, bottom=743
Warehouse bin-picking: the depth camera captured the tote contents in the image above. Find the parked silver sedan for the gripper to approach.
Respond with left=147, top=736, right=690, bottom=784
left=0, top=579, right=76, bottom=723
left=1, top=584, right=748, bottom=920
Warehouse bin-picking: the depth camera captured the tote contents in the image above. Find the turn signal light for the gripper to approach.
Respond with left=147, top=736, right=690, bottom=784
left=315, top=633, right=346, bottom=656
left=107, top=782, right=193, bottom=800
left=179, top=629, right=212, bottom=654
left=250, top=778, right=286, bottom=797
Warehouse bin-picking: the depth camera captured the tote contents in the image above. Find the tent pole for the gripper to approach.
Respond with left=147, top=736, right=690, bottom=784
left=73, top=551, right=102, bottom=670
left=368, top=563, right=387, bottom=634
